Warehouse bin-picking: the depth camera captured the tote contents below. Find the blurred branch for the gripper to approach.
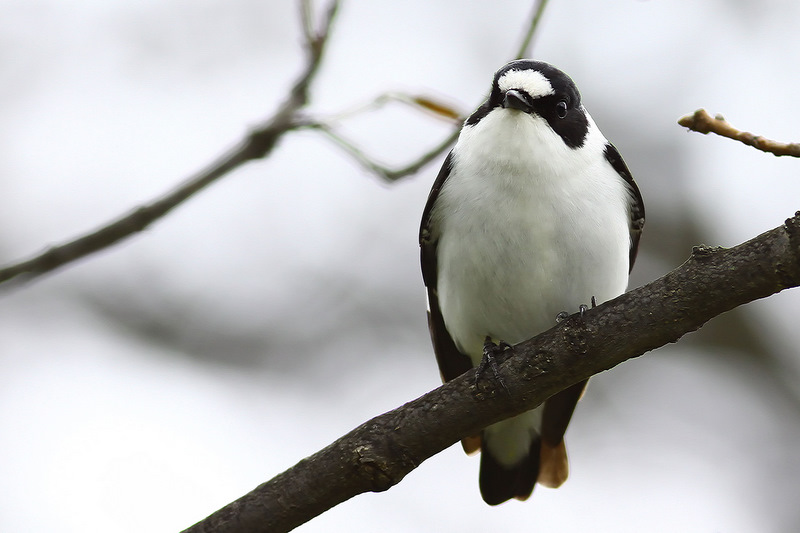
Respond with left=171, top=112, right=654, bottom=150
left=304, top=0, right=551, bottom=183
left=183, top=213, right=800, bottom=533
left=0, top=0, right=340, bottom=287
left=679, top=108, right=800, bottom=157
left=319, top=92, right=464, bottom=124
left=515, top=0, right=550, bottom=59
left=0, top=0, right=551, bottom=287
left=302, top=120, right=461, bottom=182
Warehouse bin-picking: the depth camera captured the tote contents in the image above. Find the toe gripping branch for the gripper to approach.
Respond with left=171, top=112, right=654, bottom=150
left=557, top=295, right=597, bottom=322
left=477, top=336, right=513, bottom=395
left=476, top=297, right=598, bottom=397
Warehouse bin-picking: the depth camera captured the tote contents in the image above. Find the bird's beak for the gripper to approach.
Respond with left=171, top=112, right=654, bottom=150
left=502, top=89, right=533, bottom=113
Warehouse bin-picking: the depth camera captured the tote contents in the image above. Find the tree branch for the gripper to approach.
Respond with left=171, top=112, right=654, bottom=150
left=514, top=0, right=550, bottom=59
left=301, top=0, right=552, bottom=183
left=302, top=120, right=462, bottom=182
left=0, top=0, right=339, bottom=288
left=182, top=213, right=800, bottom=533
left=678, top=108, right=800, bottom=157
left=0, top=0, right=552, bottom=288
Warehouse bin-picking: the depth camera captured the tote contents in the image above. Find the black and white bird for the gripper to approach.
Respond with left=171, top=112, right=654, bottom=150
left=419, top=60, right=644, bottom=505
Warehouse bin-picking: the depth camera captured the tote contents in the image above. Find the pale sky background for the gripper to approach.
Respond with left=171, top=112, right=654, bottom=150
left=2, top=1, right=800, bottom=532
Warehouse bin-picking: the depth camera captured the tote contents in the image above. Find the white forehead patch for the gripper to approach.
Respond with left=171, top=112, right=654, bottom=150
left=497, top=69, right=554, bottom=98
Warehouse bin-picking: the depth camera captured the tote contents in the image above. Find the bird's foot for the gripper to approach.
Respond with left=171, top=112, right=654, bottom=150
left=556, top=295, right=597, bottom=322
left=476, top=336, right=512, bottom=395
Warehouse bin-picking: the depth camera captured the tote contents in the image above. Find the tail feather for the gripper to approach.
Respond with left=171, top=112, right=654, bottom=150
left=479, top=437, right=541, bottom=505
left=461, top=434, right=481, bottom=455
left=537, top=439, right=569, bottom=488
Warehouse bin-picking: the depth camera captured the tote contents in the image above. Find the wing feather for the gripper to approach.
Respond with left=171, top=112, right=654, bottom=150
left=603, top=143, right=645, bottom=272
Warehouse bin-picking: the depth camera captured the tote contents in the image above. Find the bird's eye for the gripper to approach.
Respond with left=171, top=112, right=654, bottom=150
left=556, top=100, right=568, bottom=119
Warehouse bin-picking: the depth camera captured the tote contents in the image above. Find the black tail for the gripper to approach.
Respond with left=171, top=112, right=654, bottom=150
left=478, top=437, right=541, bottom=505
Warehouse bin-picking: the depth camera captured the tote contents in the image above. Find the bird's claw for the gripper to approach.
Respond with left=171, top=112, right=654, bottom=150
left=557, top=295, right=597, bottom=321
left=476, top=336, right=512, bottom=395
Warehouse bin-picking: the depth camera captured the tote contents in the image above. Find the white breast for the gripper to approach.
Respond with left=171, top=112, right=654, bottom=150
left=432, top=108, right=631, bottom=365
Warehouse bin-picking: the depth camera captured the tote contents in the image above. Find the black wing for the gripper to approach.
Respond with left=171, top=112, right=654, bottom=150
left=603, top=143, right=645, bottom=272
left=420, top=152, right=473, bottom=383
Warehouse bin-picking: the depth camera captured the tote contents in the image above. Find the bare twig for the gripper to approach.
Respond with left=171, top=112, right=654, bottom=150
left=678, top=108, right=800, bottom=157
left=294, top=90, right=464, bottom=182
left=408, top=95, right=464, bottom=121
left=514, top=0, right=550, bottom=59
left=182, top=212, right=800, bottom=533
left=302, top=121, right=461, bottom=182
left=0, top=0, right=552, bottom=287
left=305, top=0, right=552, bottom=183
left=0, top=0, right=340, bottom=287
left=316, top=91, right=464, bottom=127
left=316, top=92, right=463, bottom=124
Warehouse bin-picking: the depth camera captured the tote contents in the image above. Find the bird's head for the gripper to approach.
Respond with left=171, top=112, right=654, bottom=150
left=466, top=60, right=591, bottom=150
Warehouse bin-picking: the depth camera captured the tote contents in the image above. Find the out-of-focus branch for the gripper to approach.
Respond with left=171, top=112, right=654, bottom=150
left=679, top=108, right=800, bottom=157
left=303, top=120, right=461, bottom=182
left=0, top=0, right=340, bottom=287
left=293, top=91, right=463, bottom=181
left=319, top=92, right=463, bottom=124
left=0, top=0, right=551, bottom=288
left=514, top=0, right=550, bottom=59
left=302, top=0, right=552, bottom=183
left=182, top=213, right=800, bottom=533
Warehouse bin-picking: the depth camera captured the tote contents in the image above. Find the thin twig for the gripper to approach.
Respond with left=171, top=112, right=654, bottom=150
left=316, top=92, right=463, bottom=125
left=0, top=0, right=550, bottom=287
left=678, top=108, right=800, bottom=158
left=299, top=0, right=315, bottom=43
left=299, top=90, right=464, bottom=182
left=383, top=128, right=462, bottom=181
left=514, top=0, right=550, bottom=59
left=0, top=0, right=340, bottom=287
left=308, top=0, right=552, bottom=183
left=303, top=121, right=461, bottom=182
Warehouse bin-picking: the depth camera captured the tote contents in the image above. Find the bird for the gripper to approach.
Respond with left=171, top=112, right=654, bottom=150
left=419, top=59, right=645, bottom=505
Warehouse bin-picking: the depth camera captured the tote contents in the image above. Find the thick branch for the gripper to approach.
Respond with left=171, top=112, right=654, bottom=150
left=0, top=0, right=339, bottom=287
left=678, top=108, right=800, bottom=157
left=183, top=214, right=800, bottom=533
